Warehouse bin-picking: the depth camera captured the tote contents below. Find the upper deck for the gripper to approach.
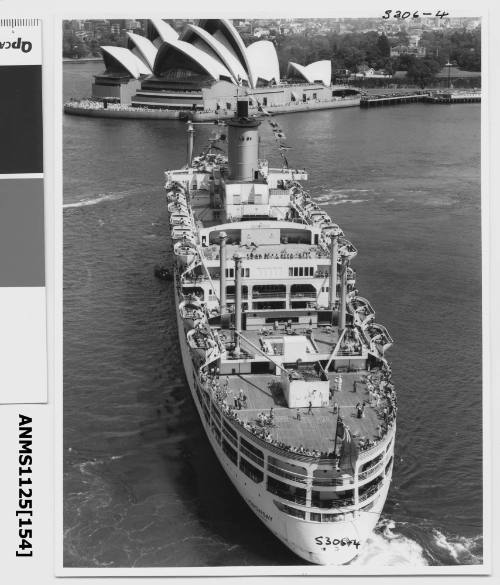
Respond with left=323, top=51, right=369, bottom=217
left=207, top=366, right=396, bottom=461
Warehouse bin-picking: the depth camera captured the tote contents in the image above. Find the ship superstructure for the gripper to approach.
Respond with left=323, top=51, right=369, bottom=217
left=164, top=100, right=396, bottom=565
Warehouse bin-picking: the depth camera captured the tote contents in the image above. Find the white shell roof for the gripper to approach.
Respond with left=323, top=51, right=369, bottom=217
left=127, top=32, right=157, bottom=71
left=200, top=19, right=253, bottom=82
left=101, top=46, right=150, bottom=79
left=150, top=18, right=179, bottom=43
left=246, top=40, right=280, bottom=87
left=183, top=24, right=249, bottom=85
left=288, top=60, right=332, bottom=86
left=155, top=38, right=233, bottom=81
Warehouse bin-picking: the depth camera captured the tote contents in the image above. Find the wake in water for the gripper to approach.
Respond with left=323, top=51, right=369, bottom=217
left=63, top=186, right=148, bottom=209
left=350, top=519, right=428, bottom=567
left=428, top=529, right=483, bottom=565
left=63, top=192, right=128, bottom=209
left=350, top=518, right=483, bottom=567
left=312, top=188, right=373, bottom=206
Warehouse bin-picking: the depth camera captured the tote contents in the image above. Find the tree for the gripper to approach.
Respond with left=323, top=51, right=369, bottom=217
left=376, top=34, right=391, bottom=58
left=406, top=58, right=441, bottom=88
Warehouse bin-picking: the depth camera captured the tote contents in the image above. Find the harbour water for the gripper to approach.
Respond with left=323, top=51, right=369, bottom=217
left=63, top=62, right=483, bottom=568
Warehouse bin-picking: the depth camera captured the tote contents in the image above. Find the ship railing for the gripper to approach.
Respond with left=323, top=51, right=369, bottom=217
left=267, top=464, right=308, bottom=485
left=266, top=484, right=308, bottom=506
left=252, top=291, right=287, bottom=298
left=290, top=292, right=316, bottom=299
left=311, top=475, right=354, bottom=487
left=240, top=445, right=264, bottom=467
left=335, top=348, right=363, bottom=357
left=358, top=481, right=383, bottom=504
left=311, top=498, right=355, bottom=509
left=357, top=425, right=395, bottom=460
left=237, top=421, right=337, bottom=465
left=357, top=458, right=386, bottom=482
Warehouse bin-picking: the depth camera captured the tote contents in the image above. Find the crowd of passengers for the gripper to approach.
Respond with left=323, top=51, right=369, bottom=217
left=200, top=362, right=397, bottom=459
left=357, top=363, right=397, bottom=451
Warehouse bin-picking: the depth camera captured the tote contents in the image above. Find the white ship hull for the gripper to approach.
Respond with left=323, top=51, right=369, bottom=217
left=165, top=97, right=397, bottom=565
left=174, top=280, right=394, bottom=565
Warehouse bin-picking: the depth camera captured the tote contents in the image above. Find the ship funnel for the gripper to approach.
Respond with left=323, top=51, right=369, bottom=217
left=219, top=231, right=228, bottom=315
left=227, top=99, right=260, bottom=182
left=237, top=99, right=249, bottom=118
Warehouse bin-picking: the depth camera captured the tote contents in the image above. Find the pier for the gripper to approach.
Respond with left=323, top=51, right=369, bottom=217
left=425, top=91, right=481, bottom=104
left=360, top=93, right=425, bottom=108
left=360, top=90, right=481, bottom=108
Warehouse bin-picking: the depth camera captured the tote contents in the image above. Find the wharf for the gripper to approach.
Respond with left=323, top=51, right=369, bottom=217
left=360, top=93, right=425, bottom=107
left=360, top=90, right=481, bottom=107
left=425, top=91, right=481, bottom=104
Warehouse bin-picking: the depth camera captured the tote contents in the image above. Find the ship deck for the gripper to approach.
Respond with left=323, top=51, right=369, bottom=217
left=202, top=242, right=330, bottom=262
left=223, top=371, right=387, bottom=455
left=222, top=326, right=341, bottom=355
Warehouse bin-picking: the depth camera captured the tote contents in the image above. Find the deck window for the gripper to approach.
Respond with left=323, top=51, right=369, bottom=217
left=211, top=404, right=221, bottom=424
left=311, top=488, right=354, bottom=508
left=274, top=501, right=306, bottom=519
left=239, top=457, right=263, bottom=483
left=358, top=475, right=383, bottom=503
left=211, top=423, right=221, bottom=444
left=267, top=476, right=306, bottom=505
left=252, top=284, right=286, bottom=298
left=359, top=452, right=384, bottom=473
left=222, top=439, right=238, bottom=464
left=240, top=437, right=264, bottom=466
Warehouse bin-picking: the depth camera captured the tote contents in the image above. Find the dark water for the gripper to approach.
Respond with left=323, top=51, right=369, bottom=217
left=63, top=62, right=483, bottom=568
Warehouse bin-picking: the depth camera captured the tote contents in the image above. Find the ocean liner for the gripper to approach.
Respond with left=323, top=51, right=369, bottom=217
left=164, top=99, right=396, bottom=565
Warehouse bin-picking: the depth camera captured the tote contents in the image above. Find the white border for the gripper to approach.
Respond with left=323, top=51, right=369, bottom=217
left=54, top=2, right=493, bottom=580
left=0, top=0, right=496, bottom=583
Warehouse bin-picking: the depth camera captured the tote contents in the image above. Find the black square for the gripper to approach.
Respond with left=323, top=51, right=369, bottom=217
left=0, top=65, right=43, bottom=174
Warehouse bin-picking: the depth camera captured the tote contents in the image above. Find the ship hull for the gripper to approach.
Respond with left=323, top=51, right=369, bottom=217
left=173, top=278, right=393, bottom=565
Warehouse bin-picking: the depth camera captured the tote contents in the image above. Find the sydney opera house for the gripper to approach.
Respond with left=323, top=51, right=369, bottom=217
left=87, top=18, right=360, bottom=119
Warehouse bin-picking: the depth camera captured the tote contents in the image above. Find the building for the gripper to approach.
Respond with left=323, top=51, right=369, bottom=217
left=390, top=44, right=426, bottom=58
left=89, top=18, right=360, bottom=115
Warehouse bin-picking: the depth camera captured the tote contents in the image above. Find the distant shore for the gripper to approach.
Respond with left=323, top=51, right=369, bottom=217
left=63, top=57, right=102, bottom=63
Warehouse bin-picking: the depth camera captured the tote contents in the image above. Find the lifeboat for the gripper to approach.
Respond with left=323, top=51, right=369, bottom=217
left=179, top=298, right=204, bottom=320
left=338, top=237, right=358, bottom=260
left=170, top=213, right=191, bottom=226
left=168, top=201, right=188, bottom=214
left=171, top=226, right=194, bottom=241
left=174, top=240, right=197, bottom=268
left=365, top=322, right=393, bottom=354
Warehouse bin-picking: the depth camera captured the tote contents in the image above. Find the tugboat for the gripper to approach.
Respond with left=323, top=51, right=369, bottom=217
left=154, top=265, right=172, bottom=280
left=163, top=99, right=396, bottom=565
